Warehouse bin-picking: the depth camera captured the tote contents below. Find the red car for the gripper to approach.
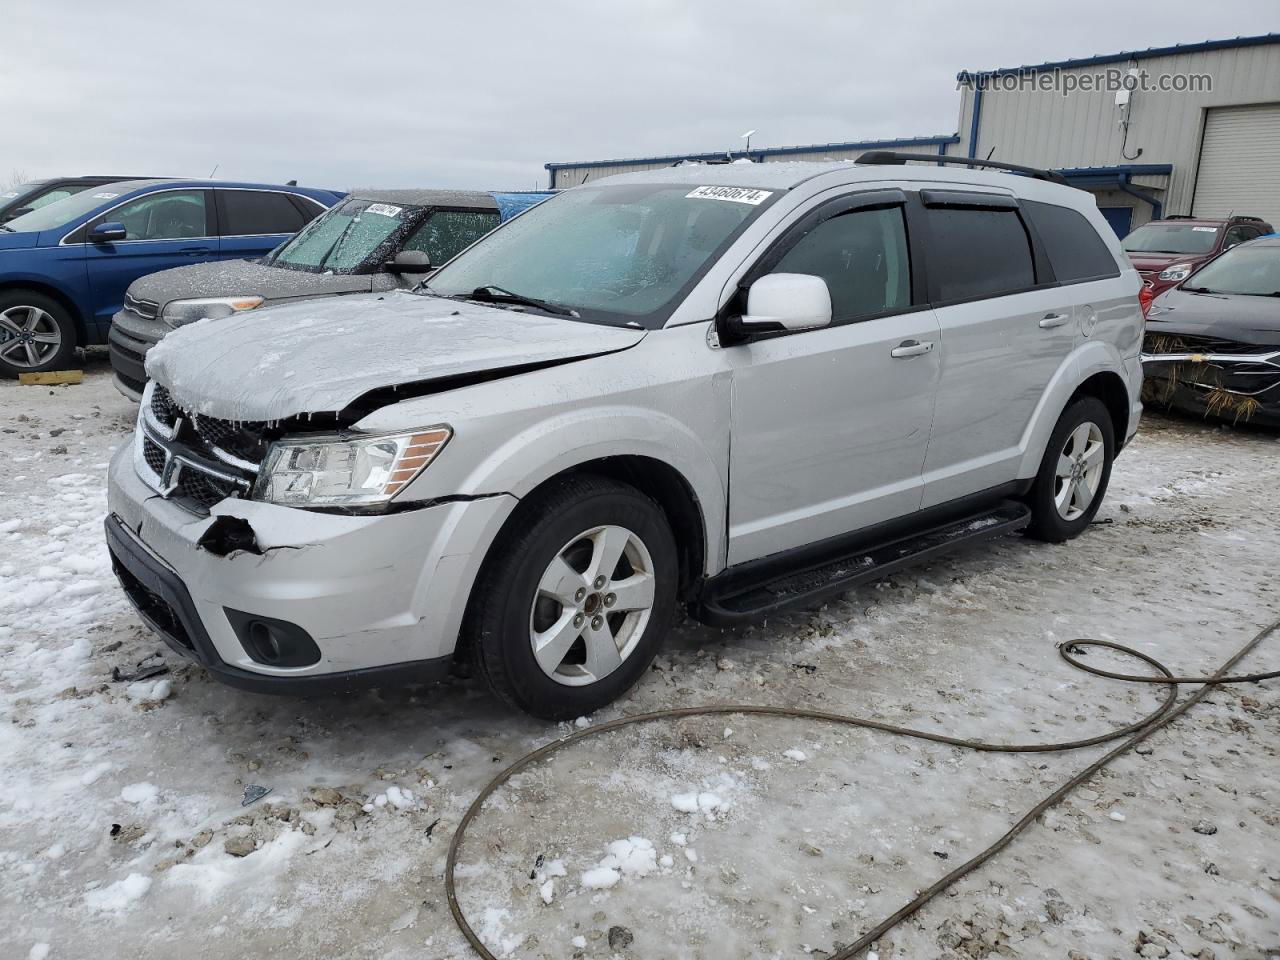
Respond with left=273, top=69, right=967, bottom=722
left=1122, top=215, right=1272, bottom=298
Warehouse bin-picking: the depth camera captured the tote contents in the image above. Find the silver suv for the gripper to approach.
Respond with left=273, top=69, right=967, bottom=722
left=106, top=156, right=1144, bottom=719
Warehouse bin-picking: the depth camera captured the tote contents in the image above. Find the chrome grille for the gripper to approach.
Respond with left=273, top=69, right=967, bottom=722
left=136, top=383, right=265, bottom=514
left=124, top=292, right=159, bottom=321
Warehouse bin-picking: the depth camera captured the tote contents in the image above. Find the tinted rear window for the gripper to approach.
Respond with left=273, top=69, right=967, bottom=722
left=219, top=190, right=308, bottom=236
left=1023, top=201, right=1120, bottom=283
left=925, top=207, right=1035, bottom=301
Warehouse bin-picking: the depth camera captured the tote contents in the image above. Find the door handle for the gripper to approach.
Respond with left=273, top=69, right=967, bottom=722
left=890, top=339, right=935, bottom=358
left=178, top=246, right=212, bottom=255
left=1038, top=313, right=1071, bottom=328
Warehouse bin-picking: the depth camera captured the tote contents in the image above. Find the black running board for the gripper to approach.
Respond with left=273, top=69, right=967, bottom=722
left=697, top=500, right=1031, bottom=625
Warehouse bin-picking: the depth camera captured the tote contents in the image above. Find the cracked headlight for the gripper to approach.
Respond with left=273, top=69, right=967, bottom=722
left=163, top=296, right=265, bottom=327
left=256, top=428, right=451, bottom=508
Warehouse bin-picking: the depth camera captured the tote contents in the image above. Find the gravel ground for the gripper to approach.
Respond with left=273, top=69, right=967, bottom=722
left=2, top=353, right=1278, bottom=960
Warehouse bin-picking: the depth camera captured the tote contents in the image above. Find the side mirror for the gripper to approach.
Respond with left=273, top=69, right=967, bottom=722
left=738, top=273, right=832, bottom=334
left=385, top=249, right=432, bottom=273
left=90, top=221, right=128, bottom=243
left=4, top=207, right=33, bottom=221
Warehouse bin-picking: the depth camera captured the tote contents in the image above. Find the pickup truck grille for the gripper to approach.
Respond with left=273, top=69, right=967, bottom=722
left=136, top=383, right=268, bottom=514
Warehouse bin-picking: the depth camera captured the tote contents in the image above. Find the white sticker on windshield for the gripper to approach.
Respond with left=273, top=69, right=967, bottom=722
left=1192, top=226, right=1216, bottom=232
left=91, top=192, right=119, bottom=199
left=686, top=186, right=773, bottom=205
left=0, top=191, right=17, bottom=198
left=365, top=203, right=403, bottom=219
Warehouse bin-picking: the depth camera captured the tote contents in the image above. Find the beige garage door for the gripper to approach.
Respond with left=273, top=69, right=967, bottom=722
left=1193, top=103, right=1280, bottom=225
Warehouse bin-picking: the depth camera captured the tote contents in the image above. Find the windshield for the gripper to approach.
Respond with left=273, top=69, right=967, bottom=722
left=269, top=197, right=419, bottom=273
left=1122, top=222, right=1220, bottom=255
left=424, top=183, right=778, bottom=327
left=1181, top=244, right=1280, bottom=296
left=3, top=185, right=129, bottom=233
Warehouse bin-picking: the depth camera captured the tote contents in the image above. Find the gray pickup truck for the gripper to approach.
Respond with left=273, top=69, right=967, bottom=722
left=106, top=156, right=1143, bottom=719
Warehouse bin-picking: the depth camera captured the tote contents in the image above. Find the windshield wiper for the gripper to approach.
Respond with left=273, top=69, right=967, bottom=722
left=464, top=285, right=578, bottom=317
left=316, top=217, right=360, bottom=271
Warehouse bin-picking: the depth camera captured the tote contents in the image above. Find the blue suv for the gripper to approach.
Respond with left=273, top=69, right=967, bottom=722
left=0, top=179, right=343, bottom=375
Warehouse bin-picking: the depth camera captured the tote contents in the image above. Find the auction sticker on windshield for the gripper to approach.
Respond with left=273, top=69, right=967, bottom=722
left=91, top=192, right=120, bottom=200
left=365, top=203, right=403, bottom=219
left=686, top=186, right=773, bottom=205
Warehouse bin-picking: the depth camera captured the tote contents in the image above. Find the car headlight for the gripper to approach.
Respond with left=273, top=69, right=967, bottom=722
left=255, top=428, right=451, bottom=508
left=1157, top=263, right=1194, bottom=282
left=162, top=296, right=265, bottom=327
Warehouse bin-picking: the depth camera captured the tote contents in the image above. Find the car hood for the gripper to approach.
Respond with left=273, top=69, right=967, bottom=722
left=147, top=291, right=647, bottom=422
left=0, top=230, right=40, bottom=251
left=129, top=257, right=373, bottom=308
left=1146, top=286, right=1280, bottom=347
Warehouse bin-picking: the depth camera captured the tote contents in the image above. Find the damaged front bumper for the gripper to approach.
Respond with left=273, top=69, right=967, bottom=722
left=1141, top=346, right=1280, bottom=427
left=105, top=442, right=518, bottom=693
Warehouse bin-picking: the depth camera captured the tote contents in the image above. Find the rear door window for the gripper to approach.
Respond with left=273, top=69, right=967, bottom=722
left=218, top=190, right=309, bottom=236
left=925, top=207, right=1035, bottom=302
left=1023, top=200, right=1120, bottom=283
left=402, top=209, right=500, bottom=265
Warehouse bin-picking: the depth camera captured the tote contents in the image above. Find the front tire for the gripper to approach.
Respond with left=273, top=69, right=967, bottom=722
left=466, top=474, right=678, bottom=720
left=1025, top=395, right=1115, bottom=543
left=0, top=290, right=77, bottom=377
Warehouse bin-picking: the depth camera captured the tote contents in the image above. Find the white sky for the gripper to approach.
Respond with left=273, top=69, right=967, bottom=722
left=3, top=0, right=1277, bottom=191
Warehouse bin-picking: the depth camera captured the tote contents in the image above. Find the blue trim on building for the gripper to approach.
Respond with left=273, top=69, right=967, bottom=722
left=957, top=32, right=1279, bottom=82
left=544, top=135, right=960, bottom=172
left=1119, top=183, right=1164, bottom=221
left=1051, top=164, right=1172, bottom=220
left=1056, top=164, right=1173, bottom=179
left=967, top=87, right=984, bottom=158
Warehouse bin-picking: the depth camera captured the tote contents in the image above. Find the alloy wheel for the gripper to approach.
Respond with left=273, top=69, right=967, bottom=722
left=0, top=305, right=61, bottom=369
left=528, top=524, right=656, bottom=686
left=1053, top=420, right=1105, bottom=520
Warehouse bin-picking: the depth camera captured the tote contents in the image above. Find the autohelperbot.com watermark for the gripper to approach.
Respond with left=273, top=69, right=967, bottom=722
left=958, top=67, right=1212, bottom=97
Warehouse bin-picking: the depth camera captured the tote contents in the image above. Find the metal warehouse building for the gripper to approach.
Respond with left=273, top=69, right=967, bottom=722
left=545, top=33, right=1280, bottom=236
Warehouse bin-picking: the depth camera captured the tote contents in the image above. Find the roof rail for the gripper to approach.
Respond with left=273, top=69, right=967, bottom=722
left=856, top=151, right=1069, bottom=186
left=1235, top=215, right=1266, bottom=223
left=1164, top=214, right=1197, bottom=219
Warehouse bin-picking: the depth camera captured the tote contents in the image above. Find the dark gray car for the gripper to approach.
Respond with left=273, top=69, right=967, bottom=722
left=1142, top=236, right=1280, bottom=427
left=108, top=188, right=550, bottom=399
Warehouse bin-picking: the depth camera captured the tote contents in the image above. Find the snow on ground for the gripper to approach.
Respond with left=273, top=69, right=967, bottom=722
left=1, top=355, right=1278, bottom=959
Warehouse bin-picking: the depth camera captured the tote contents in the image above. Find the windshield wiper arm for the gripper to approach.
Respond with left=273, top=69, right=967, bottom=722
left=465, top=285, right=577, bottom=317
left=316, top=217, right=360, bottom=271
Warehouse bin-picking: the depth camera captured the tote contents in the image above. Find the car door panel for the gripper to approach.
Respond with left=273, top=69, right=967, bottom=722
left=922, top=289, right=1077, bottom=505
left=726, top=310, right=941, bottom=564
left=724, top=196, right=940, bottom=566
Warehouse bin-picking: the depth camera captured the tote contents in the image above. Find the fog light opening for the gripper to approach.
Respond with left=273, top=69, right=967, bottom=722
left=225, top=609, right=321, bottom=668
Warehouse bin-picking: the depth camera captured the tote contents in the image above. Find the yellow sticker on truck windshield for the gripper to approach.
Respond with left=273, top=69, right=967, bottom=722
left=686, top=186, right=773, bottom=205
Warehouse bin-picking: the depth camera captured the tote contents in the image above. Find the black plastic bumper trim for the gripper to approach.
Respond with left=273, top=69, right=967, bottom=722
left=104, top=514, right=452, bottom=695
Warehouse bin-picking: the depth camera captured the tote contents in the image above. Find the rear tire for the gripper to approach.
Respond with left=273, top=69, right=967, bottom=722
left=465, top=474, right=678, bottom=720
left=0, top=290, right=77, bottom=377
left=1025, top=396, right=1115, bottom=543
